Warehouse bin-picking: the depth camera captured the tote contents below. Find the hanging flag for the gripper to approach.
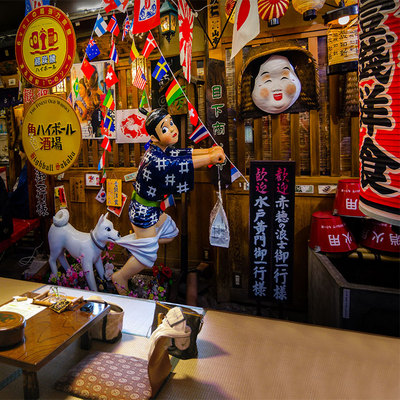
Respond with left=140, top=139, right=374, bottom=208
left=86, top=38, right=100, bottom=61
left=103, top=110, right=115, bottom=133
left=67, top=91, right=73, bottom=106
left=189, top=123, right=209, bottom=144
left=105, top=64, right=119, bottom=88
left=165, top=80, right=184, bottom=106
left=104, top=0, right=129, bottom=13
left=107, top=14, right=120, bottom=36
left=109, top=39, right=119, bottom=64
left=100, top=169, right=107, bottom=184
left=122, top=15, right=130, bottom=40
left=178, top=0, right=194, bottom=83
left=25, top=0, right=50, bottom=15
left=188, top=101, right=198, bottom=126
left=101, top=135, right=112, bottom=151
left=152, top=56, right=169, bottom=81
left=81, top=58, right=95, bottom=80
left=132, top=0, right=160, bottom=34
left=142, top=31, right=157, bottom=58
left=231, top=164, right=241, bottom=183
left=231, top=0, right=260, bottom=60
left=94, top=13, right=108, bottom=37
left=133, top=66, right=147, bottom=90
left=139, top=90, right=149, bottom=108
left=130, top=39, right=140, bottom=62
left=103, top=89, right=115, bottom=110
left=160, top=194, right=175, bottom=211
left=73, top=78, right=79, bottom=97
left=98, top=151, right=106, bottom=171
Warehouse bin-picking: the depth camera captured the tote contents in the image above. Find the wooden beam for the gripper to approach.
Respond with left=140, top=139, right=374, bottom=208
left=310, top=110, right=320, bottom=176
left=271, top=115, right=281, bottom=160
left=254, top=118, right=263, bottom=161
left=329, top=75, right=340, bottom=176
left=351, top=116, right=360, bottom=177
left=290, top=113, right=301, bottom=176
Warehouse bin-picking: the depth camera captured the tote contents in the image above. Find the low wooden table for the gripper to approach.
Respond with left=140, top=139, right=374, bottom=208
left=0, top=295, right=110, bottom=399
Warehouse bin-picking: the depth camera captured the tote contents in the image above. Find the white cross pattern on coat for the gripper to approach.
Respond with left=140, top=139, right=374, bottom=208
left=147, top=186, right=156, bottom=197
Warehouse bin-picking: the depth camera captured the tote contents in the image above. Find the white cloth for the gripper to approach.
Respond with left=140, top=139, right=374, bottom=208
left=148, top=307, right=191, bottom=360
left=115, top=215, right=179, bottom=268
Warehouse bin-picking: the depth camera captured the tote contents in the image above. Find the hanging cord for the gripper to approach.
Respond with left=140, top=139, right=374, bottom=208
left=150, top=37, right=249, bottom=185
left=18, top=241, right=44, bottom=268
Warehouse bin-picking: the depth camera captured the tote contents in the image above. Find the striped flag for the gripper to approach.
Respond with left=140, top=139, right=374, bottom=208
left=122, top=15, right=130, bottom=40
left=100, top=169, right=107, bottom=184
left=101, top=135, right=112, bottom=152
left=67, top=91, right=73, bottom=106
left=231, top=164, right=241, bottom=183
left=133, top=66, right=147, bottom=90
left=94, top=13, right=107, bottom=37
left=130, top=39, right=140, bottom=62
left=98, top=151, right=106, bottom=170
left=160, top=194, right=175, bottom=211
left=165, top=80, right=184, bottom=106
left=109, top=39, right=119, bottom=63
left=142, top=31, right=157, bottom=58
left=189, top=123, right=209, bottom=144
left=107, top=14, right=120, bottom=36
left=103, top=89, right=115, bottom=110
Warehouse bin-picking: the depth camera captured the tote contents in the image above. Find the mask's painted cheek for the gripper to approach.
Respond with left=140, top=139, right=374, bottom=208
left=260, top=87, right=270, bottom=98
left=285, top=82, right=297, bottom=96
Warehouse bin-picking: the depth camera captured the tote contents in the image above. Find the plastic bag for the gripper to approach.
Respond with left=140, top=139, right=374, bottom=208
left=209, top=192, right=230, bottom=248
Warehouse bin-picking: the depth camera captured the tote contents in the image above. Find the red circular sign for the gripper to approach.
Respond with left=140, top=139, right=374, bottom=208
left=15, top=6, right=76, bottom=88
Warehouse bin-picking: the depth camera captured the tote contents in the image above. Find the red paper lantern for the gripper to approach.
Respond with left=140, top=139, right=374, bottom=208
left=225, top=0, right=236, bottom=23
left=309, top=211, right=358, bottom=253
left=359, top=0, right=400, bottom=227
left=258, top=0, right=289, bottom=27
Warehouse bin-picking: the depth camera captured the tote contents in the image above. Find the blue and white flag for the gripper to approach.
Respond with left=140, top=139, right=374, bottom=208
left=25, top=0, right=49, bottom=15
left=86, top=38, right=100, bottom=61
left=231, top=164, right=241, bottom=183
left=109, top=40, right=119, bottom=64
left=94, top=13, right=107, bottom=37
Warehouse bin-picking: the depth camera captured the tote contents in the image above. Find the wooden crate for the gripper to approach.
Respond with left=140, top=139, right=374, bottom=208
left=308, top=248, right=400, bottom=337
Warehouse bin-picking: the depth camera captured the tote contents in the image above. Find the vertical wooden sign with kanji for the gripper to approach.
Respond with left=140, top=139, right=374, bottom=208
left=206, top=58, right=230, bottom=186
left=249, top=161, right=295, bottom=303
left=70, top=176, right=85, bottom=203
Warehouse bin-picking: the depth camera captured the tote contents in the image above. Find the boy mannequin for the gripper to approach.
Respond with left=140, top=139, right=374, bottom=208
left=112, top=109, right=225, bottom=294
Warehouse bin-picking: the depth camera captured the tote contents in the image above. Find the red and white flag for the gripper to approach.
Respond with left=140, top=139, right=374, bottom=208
left=107, top=14, right=120, bottom=36
left=178, top=0, right=194, bottom=83
left=133, top=66, right=147, bottom=90
left=132, top=0, right=160, bottom=34
left=188, top=101, right=198, bottom=126
left=142, top=31, right=157, bottom=58
left=230, top=0, right=260, bottom=60
left=101, top=136, right=112, bottom=152
left=105, top=64, right=119, bottom=88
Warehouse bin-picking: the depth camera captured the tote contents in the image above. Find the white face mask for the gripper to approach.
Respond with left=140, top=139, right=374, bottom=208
left=252, top=55, right=301, bottom=114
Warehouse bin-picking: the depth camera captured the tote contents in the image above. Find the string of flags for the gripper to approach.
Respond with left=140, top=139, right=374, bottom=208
left=77, top=0, right=248, bottom=197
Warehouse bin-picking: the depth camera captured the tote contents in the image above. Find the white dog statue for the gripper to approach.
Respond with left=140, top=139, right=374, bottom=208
left=48, top=209, right=120, bottom=291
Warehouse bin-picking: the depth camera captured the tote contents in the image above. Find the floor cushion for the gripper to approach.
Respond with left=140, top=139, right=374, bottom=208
left=55, top=352, right=152, bottom=400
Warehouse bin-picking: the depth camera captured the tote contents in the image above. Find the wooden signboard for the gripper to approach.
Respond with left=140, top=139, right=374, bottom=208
left=206, top=58, right=231, bottom=186
left=249, top=161, right=295, bottom=302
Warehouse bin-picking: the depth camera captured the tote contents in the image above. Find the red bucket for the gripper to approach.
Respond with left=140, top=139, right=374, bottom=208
left=309, top=211, right=358, bottom=253
left=333, top=179, right=365, bottom=217
left=360, top=219, right=400, bottom=254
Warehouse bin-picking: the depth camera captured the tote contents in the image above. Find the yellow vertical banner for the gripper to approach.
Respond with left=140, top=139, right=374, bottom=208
left=106, top=179, right=122, bottom=207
